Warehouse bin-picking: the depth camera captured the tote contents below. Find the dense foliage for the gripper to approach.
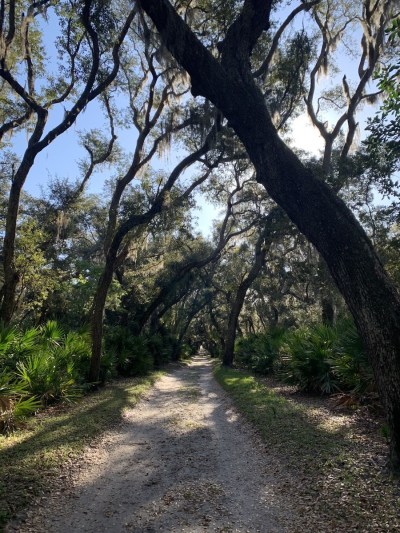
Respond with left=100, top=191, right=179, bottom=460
left=1, top=0, right=400, bottom=464
left=235, top=321, right=374, bottom=397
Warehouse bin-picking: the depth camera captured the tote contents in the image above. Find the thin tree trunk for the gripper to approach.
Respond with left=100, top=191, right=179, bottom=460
left=223, top=209, right=282, bottom=365
left=1, top=147, right=45, bottom=323
left=222, top=222, right=275, bottom=366
left=88, top=258, right=115, bottom=383
left=173, top=301, right=208, bottom=360
left=223, top=285, right=250, bottom=366
left=319, top=259, right=335, bottom=326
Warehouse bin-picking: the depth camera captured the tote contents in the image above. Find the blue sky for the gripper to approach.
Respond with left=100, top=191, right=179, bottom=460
left=5, top=0, right=384, bottom=239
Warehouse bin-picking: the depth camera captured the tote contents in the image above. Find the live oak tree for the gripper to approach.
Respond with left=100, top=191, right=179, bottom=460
left=28, top=183, right=108, bottom=325
left=298, top=0, right=395, bottom=323
left=365, top=17, right=400, bottom=202
left=87, top=15, right=228, bottom=381
left=222, top=207, right=286, bottom=366
left=199, top=161, right=289, bottom=366
left=303, top=0, right=390, bottom=177
left=130, top=167, right=257, bottom=336
left=241, top=234, right=309, bottom=329
left=0, top=0, right=136, bottom=323
left=137, top=0, right=400, bottom=466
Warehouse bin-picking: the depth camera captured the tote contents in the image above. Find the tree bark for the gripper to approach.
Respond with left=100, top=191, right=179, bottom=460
left=319, top=258, right=335, bottom=326
left=223, top=285, right=250, bottom=367
left=138, top=0, right=400, bottom=467
left=88, top=255, right=116, bottom=383
left=321, top=296, right=335, bottom=326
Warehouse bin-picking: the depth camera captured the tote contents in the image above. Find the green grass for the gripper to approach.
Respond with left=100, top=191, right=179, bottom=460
left=214, top=365, right=342, bottom=469
left=214, top=365, right=400, bottom=531
left=0, top=373, right=162, bottom=530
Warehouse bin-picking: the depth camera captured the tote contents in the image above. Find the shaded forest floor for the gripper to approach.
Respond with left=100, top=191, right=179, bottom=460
left=3, top=357, right=400, bottom=532
left=214, top=365, right=400, bottom=531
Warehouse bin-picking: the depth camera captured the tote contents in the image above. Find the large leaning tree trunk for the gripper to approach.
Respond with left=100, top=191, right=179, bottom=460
left=138, top=0, right=400, bottom=467
left=301, top=1, right=387, bottom=326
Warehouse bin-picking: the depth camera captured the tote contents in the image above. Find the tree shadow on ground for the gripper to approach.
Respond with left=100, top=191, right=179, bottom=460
left=215, top=366, right=399, bottom=532
left=0, top=378, right=153, bottom=528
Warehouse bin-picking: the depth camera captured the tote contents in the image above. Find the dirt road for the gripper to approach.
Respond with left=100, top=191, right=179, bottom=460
left=9, top=357, right=296, bottom=532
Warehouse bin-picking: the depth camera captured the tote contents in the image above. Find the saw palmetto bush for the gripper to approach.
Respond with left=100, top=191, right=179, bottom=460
left=280, top=320, right=374, bottom=396
left=233, top=318, right=374, bottom=397
left=280, top=324, right=340, bottom=394
left=105, top=326, right=154, bottom=377
left=235, top=328, right=286, bottom=375
left=332, top=319, right=375, bottom=395
left=0, top=321, right=92, bottom=431
left=15, top=322, right=91, bottom=404
left=0, top=371, right=41, bottom=433
left=16, top=351, right=81, bottom=405
left=0, top=325, right=39, bottom=371
left=145, top=328, right=179, bottom=367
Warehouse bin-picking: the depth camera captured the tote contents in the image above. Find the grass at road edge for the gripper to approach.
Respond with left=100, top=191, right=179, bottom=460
left=214, top=364, right=400, bottom=532
left=0, top=372, right=163, bottom=531
left=213, top=365, right=340, bottom=468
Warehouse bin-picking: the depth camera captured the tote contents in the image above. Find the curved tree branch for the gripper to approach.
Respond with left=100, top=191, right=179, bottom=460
left=253, top=0, right=320, bottom=79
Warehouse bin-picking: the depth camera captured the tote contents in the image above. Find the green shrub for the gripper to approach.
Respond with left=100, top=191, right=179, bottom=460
left=179, top=342, right=194, bottom=359
left=332, top=319, right=374, bottom=394
left=0, top=324, right=39, bottom=370
left=0, top=326, right=17, bottom=363
left=16, top=350, right=81, bottom=404
left=0, top=322, right=91, bottom=413
left=14, top=323, right=92, bottom=404
left=99, top=351, right=118, bottom=383
left=233, top=320, right=374, bottom=397
left=145, top=331, right=177, bottom=367
left=279, top=321, right=374, bottom=396
left=39, top=320, right=63, bottom=346
left=0, top=371, right=41, bottom=433
left=105, top=326, right=154, bottom=376
left=62, top=331, right=92, bottom=382
left=235, top=328, right=285, bottom=374
left=280, top=324, right=339, bottom=394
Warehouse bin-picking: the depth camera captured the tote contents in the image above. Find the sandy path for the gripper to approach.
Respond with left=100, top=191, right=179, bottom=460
left=9, top=357, right=295, bottom=532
